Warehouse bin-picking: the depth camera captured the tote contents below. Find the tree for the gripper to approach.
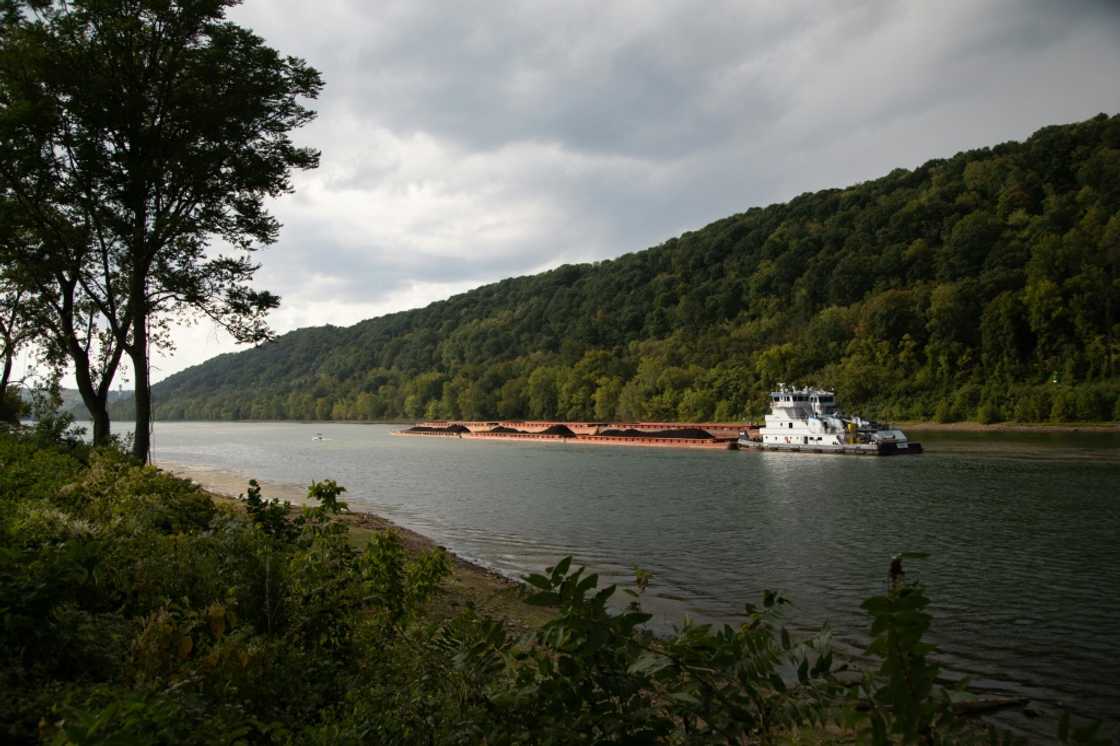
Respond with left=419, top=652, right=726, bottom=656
left=0, top=273, right=36, bottom=422
left=0, top=0, right=322, bottom=459
left=527, top=367, right=558, bottom=420
left=0, top=200, right=129, bottom=441
left=0, top=276, right=32, bottom=393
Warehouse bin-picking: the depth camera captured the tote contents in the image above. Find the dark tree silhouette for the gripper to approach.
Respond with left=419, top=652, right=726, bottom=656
left=0, top=0, right=322, bottom=457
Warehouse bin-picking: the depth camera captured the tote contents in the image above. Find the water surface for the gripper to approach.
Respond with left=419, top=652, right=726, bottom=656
left=117, top=421, right=1119, bottom=739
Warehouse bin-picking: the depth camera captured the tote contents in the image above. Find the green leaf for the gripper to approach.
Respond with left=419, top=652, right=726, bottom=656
left=552, top=556, right=572, bottom=578
left=524, top=573, right=551, bottom=590
left=619, top=611, right=652, bottom=630
left=577, top=572, right=599, bottom=594
left=594, top=585, right=616, bottom=604
left=628, top=652, right=672, bottom=676
left=668, top=691, right=700, bottom=705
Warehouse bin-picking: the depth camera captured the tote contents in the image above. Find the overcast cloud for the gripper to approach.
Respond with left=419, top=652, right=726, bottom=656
left=24, top=0, right=1120, bottom=386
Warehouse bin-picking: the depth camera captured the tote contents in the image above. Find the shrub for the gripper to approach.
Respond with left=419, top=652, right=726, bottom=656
left=62, top=450, right=216, bottom=533
left=933, top=398, right=960, bottom=423
left=1011, top=386, right=1050, bottom=422
left=0, top=434, right=85, bottom=504
left=952, top=384, right=981, bottom=419
left=1050, top=388, right=1078, bottom=422
left=976, top=400, right=1003, bottom=424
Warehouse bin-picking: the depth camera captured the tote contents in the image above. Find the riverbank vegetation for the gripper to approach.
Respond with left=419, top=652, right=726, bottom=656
left=140, top=114, right=1120, bottom=426
left=2, top=423, right=1110, bottom=744
left=0, top=0, right=322, bottom=461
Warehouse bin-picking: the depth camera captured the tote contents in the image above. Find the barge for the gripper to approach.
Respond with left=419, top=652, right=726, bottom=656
left=393, top=420, right=747, bottom=450
left=737, top=386, right=921, bottom=456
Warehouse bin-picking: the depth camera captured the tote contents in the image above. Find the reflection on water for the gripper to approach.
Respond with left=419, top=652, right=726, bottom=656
left=104, top=421, right=1120, bottom=739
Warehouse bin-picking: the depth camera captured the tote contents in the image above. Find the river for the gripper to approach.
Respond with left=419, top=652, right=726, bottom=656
left=102, top=421, right=1120, bottom=740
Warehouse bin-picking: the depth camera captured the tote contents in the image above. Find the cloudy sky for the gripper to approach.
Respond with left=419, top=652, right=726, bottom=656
left=28, top=0, right=1120, bottom=386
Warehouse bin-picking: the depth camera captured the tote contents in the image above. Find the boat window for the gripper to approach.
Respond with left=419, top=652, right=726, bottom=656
left=788, top=422, right=793, bottom=429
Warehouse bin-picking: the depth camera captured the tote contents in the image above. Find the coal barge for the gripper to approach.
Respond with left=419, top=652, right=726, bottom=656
left=392, top=420, right=755, bottom=450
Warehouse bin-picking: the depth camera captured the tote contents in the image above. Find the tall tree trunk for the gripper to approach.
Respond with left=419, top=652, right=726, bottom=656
left=67, top=352, right=110, bottom=444
left=67, top=338, right=111, bottom=445
left=130, top=307, right=151, bottom=462
left=56, top=277, right=115, bottom=446
left=0, top=351, right=15, bottom=424
left=83, top=392, right=111, bottom=444
left=1, top=351, right=11, bottom=392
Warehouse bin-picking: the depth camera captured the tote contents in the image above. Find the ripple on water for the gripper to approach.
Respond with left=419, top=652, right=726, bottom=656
left=124, top=422, right=1120, bottom=740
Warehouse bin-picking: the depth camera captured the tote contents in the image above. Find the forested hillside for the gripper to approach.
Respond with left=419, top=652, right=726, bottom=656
left=147, top=114, right=1120, bottom=424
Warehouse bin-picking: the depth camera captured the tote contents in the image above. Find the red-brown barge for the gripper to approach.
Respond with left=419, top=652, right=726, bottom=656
left=392, top=420, right=759, bottom=451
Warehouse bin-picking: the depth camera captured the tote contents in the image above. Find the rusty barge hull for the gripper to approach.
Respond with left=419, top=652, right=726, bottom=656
left=391, top=431, right=737, bottom=450
left=392, top=420, right=751, bottom=450
left=410, top=420, right=756, bottom=438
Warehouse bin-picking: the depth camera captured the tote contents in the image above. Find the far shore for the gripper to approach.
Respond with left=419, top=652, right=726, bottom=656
left=143, top=417, right=1120, bottom=434
left=895, top=420, right=1120, bottom=433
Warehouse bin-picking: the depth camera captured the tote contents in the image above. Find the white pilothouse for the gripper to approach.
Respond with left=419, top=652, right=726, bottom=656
left=738, top=385, right=921, bottom=455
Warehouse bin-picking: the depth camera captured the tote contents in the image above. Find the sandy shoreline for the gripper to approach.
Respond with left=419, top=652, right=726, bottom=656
left=158, top=460, right=314, bottom=506
left=158, top=460, right=547, bottom=629
left=157, top=459, right=490, bottom=566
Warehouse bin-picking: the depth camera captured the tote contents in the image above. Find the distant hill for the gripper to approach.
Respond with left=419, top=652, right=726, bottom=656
left=24, top=388, right=133, bottom=420
left=144, top=114, right=1120, bottom=424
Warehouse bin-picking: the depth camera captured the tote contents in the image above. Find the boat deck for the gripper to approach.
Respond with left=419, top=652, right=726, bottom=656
left=738, top=440, right=922, bottom=456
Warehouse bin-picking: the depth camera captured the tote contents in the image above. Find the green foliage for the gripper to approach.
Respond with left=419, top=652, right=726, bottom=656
left=0, top=0, right=324, bottom=460
left=0, top=430, right=85, bottom=502
left=0, top=431, right=456, bottom=742
left=1, top=434, right=1113, bottom=744
left=857, top=555, right=960, bottom=744
left=64, top=450, right=217, bottom=533
left=242, top=478, right=297, bottom=542
left=360, top=529, right=450, bottom=625
left=142, top=114, right=1120, bottom=425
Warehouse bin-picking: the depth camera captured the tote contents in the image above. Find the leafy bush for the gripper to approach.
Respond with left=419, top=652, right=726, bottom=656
left=0, top=435, right=85, bottom=504
left=857, top=554, right=962, bottom=744
left=1011, top=386, right=1051, bottom=422
left=1, top=432, right=1113, bottom=744
left=976, top=400, right=1003, bottom=424
left=932, top=398, right=960, bottom=423
left=62, top=449, right=217, bottom=533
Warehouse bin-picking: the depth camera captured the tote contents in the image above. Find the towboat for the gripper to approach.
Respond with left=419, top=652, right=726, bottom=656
left=738, top=386, right=921, bottom=455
